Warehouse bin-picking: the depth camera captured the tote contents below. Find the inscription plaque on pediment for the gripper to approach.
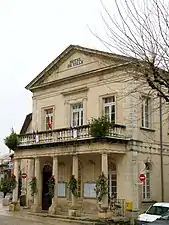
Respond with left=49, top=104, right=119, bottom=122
left=67, top=58, right=83, bottom=68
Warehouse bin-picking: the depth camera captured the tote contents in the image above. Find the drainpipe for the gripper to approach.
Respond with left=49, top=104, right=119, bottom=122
left=159, top=94, right=164, bottom=201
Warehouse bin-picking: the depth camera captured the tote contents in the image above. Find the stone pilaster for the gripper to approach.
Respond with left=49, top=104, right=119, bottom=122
left=12, top=159, right=19, bottom=202
left=31, top=157, right=41, bottom=212
left=131, top=151, right=140, bottom=212
left=49, top=155, right=59, bottom=214
left=101, top=153, right=108, bottom=207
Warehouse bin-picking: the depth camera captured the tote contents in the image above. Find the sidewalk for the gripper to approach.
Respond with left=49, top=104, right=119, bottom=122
left=0, top=197, right=11, bottom=216
left=0, top=197, right=130, bottom=225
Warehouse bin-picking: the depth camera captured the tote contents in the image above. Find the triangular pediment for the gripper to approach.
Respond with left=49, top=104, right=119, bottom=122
left=26, top=45, right=132, bottom=91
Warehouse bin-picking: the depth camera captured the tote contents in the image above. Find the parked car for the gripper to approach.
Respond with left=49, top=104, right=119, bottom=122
left=136, top=203, right=169, bottom=224
left=150, top=211, right=169, bottom=225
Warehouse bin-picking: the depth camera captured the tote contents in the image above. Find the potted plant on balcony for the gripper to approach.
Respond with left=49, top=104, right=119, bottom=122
left=4, top=128, right=18, bottom=151
left=89, top=116, right=111, bottom=138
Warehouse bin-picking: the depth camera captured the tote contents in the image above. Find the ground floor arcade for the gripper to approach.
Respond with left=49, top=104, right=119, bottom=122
left=12, top=140, right=169, bottom=215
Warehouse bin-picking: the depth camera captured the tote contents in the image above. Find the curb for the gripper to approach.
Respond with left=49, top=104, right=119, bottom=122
left=28, top=212, right=130, bottom=225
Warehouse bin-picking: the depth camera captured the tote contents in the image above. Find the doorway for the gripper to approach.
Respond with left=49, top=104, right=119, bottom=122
left=42, top=164, right=52, bottom=210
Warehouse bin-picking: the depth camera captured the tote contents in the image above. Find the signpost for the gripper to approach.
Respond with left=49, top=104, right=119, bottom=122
left=21, top=173, right=27, bottom=179
left=139, top=173, right=146, bottom=182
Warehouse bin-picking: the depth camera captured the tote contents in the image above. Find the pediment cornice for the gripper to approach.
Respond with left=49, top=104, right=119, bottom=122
left=30, top=61, right=131, bottom=92
left=26, top=45, right=135, bottom=92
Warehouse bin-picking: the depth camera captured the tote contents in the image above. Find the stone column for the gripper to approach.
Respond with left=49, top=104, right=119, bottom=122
left=12, top=159, right=19, bottom=202
left=27, top=159, right=34, bottom=207
left=131, top=151, right=140, bottom=212
left=72, top=155, right=78, bottom=206
left=31, top=157, right=41, bottom=212
left=101, top=153, right=108, bottom=207
left=49, top=155, right=59, bottom=214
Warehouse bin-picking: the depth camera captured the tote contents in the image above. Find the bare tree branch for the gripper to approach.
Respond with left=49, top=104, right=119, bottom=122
left=94, top=0, right=169, bottom=101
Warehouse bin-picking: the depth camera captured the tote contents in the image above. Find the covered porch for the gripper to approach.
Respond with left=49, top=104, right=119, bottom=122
left=12, top=151, right=131, bottom=216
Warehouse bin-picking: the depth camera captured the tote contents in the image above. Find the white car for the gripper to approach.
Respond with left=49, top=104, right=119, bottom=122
left=137, top=202, right=169, bottom=224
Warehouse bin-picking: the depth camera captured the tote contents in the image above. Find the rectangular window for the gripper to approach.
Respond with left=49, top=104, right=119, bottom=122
left=103, top=96, right=116, bottom=123
left=142, top=97, right=151, bottom=128
left=71, top=103, right=83, bottom=127
left=44, top=108, right=53, bottom=130
left=58, top=182, right=66, bottom=197
left=84, top=183, right=96, bottom=198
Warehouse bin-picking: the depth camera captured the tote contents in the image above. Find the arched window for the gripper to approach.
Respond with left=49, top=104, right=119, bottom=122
left=108, top=162, right=117, bottom=198
left=143, top=162, right=151, bottom=200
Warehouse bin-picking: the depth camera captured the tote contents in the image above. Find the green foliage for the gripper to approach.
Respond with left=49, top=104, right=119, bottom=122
left=4, top=128, right=18, bottom=150
left=90, top=116, right=111, bottom=138
left=0, top=175, right=17, bottom=194
left=95, top=172, right=108, bottom=202
left=29, top=177, right=38, bottom=196
left=9, top=174, right=17, bottom=190
left=68, top=175, right=78, bottom=196
left=46, top=175, right=55, bottom=198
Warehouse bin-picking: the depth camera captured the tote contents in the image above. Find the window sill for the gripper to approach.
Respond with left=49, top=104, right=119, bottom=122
left=142, top=200, right=157, bottom=204
left=140, top=127, right=155, bottom=132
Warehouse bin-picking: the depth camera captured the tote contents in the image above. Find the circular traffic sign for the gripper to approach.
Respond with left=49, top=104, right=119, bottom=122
left=21, top=173, right=27, bottom=179
left=139, top=173, right=146, bottom=182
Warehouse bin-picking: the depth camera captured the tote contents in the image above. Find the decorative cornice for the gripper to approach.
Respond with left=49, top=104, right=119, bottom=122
left=61, top=86, right=88, bottom=96
left=29, top=62, right=131, bottom=92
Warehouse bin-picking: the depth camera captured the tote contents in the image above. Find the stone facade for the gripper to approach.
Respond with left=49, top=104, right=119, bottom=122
left=13, top=45, right=169, bottom=215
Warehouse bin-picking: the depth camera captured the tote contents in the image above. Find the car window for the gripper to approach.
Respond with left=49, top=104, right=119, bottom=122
left=146, top=206, right=169, bottom=215
left=160, top=211, right=169, bottom=220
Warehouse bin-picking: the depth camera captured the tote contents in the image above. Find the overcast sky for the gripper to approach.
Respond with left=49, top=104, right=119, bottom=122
left=0, top=0, right=117, bottom=154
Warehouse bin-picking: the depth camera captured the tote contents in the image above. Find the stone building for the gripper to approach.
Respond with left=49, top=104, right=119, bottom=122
left=13, top=45, right=169, bottom=214
left=0, top=153, right=14, bottom=181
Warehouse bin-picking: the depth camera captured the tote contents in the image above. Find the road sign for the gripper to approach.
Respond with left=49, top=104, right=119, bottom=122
left=139, top=173, right=146, bottom=182
left=8, top=162, right=14, bottom=169
left=21, top=173, right=27, bottom=179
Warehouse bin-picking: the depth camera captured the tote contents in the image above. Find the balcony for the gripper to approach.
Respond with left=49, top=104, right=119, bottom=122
left=17, top=124, right=130, bottom=148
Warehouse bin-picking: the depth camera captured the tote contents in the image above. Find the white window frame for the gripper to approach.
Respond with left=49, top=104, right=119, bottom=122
left=71, top=103, right=84, bottom=127
left=108, top=170, right=117, bottom=198
left=143, top=169, right=151, bottom=200
left=44, top=108, right=54, bottom=130
left=142, top=97, right=151, bottom=128
left=103, top=96, right=116, bottom=123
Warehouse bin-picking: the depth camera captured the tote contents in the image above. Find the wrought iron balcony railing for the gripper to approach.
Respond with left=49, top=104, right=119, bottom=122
left=18, top=124, right=129, bottom=147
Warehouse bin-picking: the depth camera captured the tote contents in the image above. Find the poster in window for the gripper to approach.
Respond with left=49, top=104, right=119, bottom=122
left=58, top=182, right=66, bottom=197
left=84, top=182, right=96, bottom=198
